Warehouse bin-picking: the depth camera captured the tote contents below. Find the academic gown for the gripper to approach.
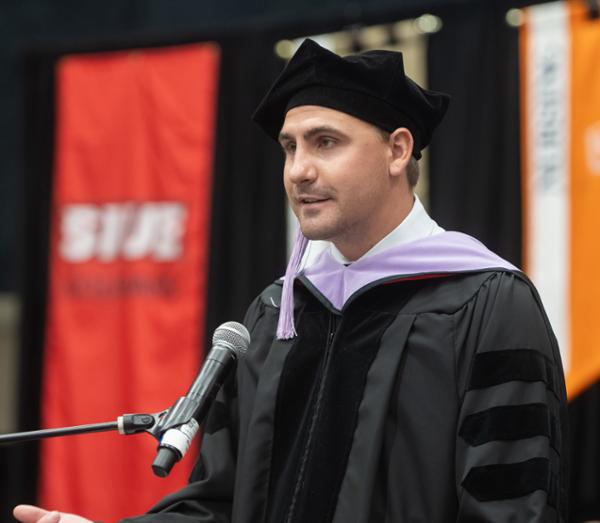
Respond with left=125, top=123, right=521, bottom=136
left=125, top=232, right=568, bottom=523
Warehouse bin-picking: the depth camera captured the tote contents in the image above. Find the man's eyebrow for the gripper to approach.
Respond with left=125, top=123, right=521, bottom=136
left=278, top=132, right=293, bottom=144
left=279, top=125, right=348, bottom=144
left=303, top=125, right=346, bottom=140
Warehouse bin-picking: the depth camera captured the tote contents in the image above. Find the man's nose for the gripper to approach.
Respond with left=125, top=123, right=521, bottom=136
left=287, top=148, right=317, bottom=184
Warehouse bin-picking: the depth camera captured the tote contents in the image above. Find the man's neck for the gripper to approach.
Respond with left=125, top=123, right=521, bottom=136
left=329, top=194, right=444, bottom=265
left=334, top=195, right=415, bottom=262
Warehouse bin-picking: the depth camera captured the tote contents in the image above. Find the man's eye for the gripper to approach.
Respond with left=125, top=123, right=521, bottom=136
left=284, top=143, right=296, bottom=153
left=320, top=138, right=334, bottom=148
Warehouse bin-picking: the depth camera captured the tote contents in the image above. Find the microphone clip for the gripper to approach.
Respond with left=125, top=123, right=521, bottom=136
left=117, top=411, right=168, bottom=437
left=117, top=403, right=197, bottom=442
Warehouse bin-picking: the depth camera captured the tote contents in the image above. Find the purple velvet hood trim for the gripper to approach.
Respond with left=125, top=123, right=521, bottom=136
left=298, top=231, right=519, bottom=312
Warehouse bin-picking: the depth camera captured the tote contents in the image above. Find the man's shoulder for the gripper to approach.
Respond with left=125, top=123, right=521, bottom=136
left=379, top=268, right=539, bottom=317
left=243, top=280, right=283, bottom=324
left=258, top=280, right=284, bottom=306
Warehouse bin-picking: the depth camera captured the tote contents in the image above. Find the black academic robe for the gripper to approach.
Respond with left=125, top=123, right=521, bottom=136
left=125, top=268, right=568, bottom=523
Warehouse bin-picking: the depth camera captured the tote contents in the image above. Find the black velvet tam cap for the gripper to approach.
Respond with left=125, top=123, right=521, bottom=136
left=252, top=38, right=450, bottom=159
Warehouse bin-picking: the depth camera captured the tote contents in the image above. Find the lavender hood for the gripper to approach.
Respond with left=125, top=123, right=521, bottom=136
left=297, top=231, right=519, bottom=312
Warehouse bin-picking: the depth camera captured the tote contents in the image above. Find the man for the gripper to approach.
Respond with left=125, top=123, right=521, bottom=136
left=15, top=38, right=568, bottom=523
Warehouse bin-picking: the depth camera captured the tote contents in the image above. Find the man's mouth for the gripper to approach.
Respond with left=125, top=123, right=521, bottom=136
left=298, top=194, right=330, bottom=204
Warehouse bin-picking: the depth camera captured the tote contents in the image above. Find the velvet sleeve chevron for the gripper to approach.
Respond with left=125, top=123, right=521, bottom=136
left=454, top=271, right=568, bottom=523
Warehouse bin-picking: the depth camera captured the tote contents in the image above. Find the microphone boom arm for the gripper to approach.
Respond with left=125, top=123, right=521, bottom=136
left=0, top=321, right=251, bottom=479
left=0, top=410, right=169, bottom=445
left=0, top=344, right=241, bottom=455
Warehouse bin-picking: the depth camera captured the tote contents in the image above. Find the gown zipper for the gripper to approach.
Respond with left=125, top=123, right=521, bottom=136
left=285, top=312, right=339, bottom=523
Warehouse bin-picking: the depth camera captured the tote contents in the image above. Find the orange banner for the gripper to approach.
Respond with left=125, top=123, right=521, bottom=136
left=522, top=0, right=600, bottom=399
left=39, top=43, right=220, bottom=520
left=568, top=1, right=600, bottom=399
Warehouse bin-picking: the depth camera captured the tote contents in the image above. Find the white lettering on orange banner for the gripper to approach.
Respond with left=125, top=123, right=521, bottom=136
left=524, top=1, right=571, bottom=372
left=59, top=202, right=188, bottom=262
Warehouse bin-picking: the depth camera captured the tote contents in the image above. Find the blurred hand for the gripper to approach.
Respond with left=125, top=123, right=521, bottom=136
left=13, top=505, right=94, bottom=523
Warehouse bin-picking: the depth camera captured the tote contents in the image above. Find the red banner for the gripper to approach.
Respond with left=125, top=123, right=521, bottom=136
left=39, top=43, right=220, bottom=521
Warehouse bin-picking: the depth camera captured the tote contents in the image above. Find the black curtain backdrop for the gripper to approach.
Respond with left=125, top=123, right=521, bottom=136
left=3, top=30, right=287, bottom=522
left=2, top=40, right=58, bottom=523
left=429, top=4, right=600, bottom=521
left=206, top=33, right=287, bottom=341
left=428, top=2, right=522, bottom=267
left=569, top=383, right=600, bottom=521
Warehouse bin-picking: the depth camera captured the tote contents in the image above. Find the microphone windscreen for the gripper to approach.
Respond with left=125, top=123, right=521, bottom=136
left=212, top=321, right=250, bottom=357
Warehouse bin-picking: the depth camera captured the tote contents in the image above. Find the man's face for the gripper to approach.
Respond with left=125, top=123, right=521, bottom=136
left=279, top=105, right=398, bottom=259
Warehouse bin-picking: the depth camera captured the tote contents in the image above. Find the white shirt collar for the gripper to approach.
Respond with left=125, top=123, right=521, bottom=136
left=300, top=194, right=444, bottom=268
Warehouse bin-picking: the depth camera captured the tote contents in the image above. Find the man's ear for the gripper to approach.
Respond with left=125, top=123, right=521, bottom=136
left=389, top=128, right=414, bottom=177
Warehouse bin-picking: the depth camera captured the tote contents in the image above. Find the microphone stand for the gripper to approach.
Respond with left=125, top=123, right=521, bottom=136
left=0, top=411, right=167, bottom=445
left=0, top=323, right=249, bottom=477
left=0, top=406, right=203, bottom=477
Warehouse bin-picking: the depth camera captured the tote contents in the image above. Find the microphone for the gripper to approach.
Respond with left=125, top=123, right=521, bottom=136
left=152, top=321, right=250, bottom=477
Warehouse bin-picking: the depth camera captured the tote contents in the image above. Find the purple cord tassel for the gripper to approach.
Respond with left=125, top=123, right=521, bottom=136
left=277, top=222, right=309, bottom=340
